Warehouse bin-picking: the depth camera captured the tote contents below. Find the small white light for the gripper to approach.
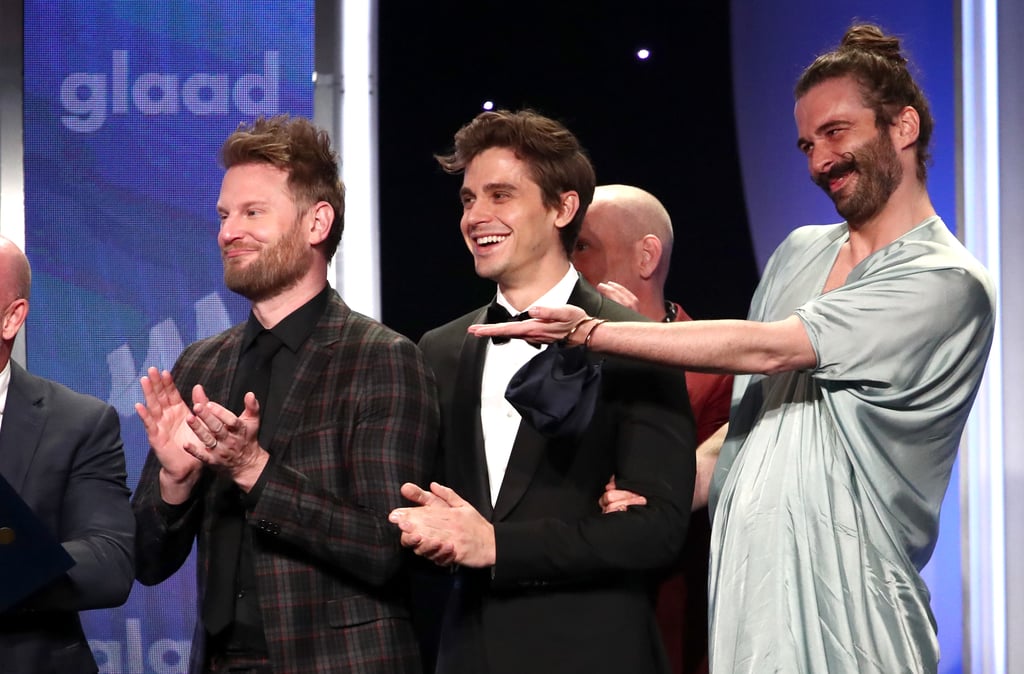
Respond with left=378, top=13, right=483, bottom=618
left=311, top=71, right=318, bottom=83
left=482, top=100, right=495, bottom=110
left=637, top=49, right=650, bottom=60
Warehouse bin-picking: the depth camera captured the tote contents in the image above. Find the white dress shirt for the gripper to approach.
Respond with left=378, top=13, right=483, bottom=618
left=480, top=265, right=579, bottom=506
left=0, top=360, right=11, bottom=435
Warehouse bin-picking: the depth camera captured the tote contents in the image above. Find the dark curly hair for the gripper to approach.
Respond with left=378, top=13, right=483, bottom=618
left=435, top=109, right=596, bottom=258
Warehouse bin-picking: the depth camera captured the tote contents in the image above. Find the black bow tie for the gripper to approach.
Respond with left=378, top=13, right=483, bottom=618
left=486, top=303, right=537, bottom=346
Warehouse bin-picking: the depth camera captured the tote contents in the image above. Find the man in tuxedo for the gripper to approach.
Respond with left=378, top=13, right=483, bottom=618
left=132, top=115, right=438, bottom=673
left=389, top=110, right=695, bottom=674
left=574, top=184, right=732, bottom=674
left=0, top=235, right=134, bottom=673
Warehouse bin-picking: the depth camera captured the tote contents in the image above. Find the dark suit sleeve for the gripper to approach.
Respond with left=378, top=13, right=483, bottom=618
left=250, top=335, right=439, bottom=586
left=21, top=402, right=135, bottom=611
left=492, top=358, right=695, bottom=584
left=132, top=345, right=212, bottom=586
left=132, top=448, right=207, bottom=586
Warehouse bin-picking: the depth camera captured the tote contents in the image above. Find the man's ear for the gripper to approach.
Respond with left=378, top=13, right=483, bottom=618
left=307, top=201, right=335, bottom=246
left=1, top=298, right=29, bottom=341
left=553, top=191, right=580, bottom=229
left=637, top=235, right=662, bottom=280
left=892, top=105, right=920, bottom=151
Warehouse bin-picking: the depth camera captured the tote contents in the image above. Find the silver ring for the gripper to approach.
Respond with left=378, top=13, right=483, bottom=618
left=204, top=438, right=218, bottom=449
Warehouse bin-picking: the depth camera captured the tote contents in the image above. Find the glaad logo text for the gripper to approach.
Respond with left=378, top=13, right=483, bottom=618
left=60, top=50, right=280, bottom=133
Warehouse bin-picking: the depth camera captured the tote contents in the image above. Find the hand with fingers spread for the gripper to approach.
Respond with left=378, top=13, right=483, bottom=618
left=135, top=367, right=205, bottom=504
left=388, top=482, right=495, bottom=568
left=136, top=367, right=270, bottom=501
left=598, top=475, right=648, bottom=513
left=467, top=304, right=591, bottom=346
left=185, top=389, right=269, bottom=492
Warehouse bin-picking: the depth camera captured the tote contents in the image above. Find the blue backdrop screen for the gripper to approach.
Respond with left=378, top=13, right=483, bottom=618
left=23, top=2, right=313, bottom=671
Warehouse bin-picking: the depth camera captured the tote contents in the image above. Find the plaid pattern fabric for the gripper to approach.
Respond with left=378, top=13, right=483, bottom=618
left=133, top=291, right=439, bottom=674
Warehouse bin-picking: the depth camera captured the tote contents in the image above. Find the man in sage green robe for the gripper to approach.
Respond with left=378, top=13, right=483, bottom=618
left=708, top=215, right=993, bottom=672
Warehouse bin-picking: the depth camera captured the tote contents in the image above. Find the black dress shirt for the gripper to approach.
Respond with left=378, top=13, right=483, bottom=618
left=211, top=285, right=330, bottom=657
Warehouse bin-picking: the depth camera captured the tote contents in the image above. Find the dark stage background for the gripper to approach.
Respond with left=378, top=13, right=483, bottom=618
left=377, top=1, right=760, bottom=341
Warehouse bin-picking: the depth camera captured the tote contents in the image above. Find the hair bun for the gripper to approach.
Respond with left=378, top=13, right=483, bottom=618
left=840, top=24, right=907, bottom=66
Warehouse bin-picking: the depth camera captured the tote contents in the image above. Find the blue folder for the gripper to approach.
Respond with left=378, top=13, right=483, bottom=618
left=0, top=472, right=75, bottom=612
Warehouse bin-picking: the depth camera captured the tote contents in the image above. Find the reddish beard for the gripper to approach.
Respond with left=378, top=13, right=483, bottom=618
left=223, top=219, right=312, bottom=302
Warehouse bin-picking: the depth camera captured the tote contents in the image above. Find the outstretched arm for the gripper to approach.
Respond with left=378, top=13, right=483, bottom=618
left=470, top=306, right=817, bottom=375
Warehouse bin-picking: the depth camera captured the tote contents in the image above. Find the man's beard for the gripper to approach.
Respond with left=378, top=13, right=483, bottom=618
left=814, top=127, right=903, bottom=226
left=223, top=219, right=311, bottom=302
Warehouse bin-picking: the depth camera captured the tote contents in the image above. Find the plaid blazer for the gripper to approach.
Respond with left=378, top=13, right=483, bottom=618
left=133, top=291, right=439, bottom=674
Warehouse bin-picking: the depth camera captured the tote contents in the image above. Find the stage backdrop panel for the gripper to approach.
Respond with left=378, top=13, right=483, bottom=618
left=23, top=2, right=313, bottom=671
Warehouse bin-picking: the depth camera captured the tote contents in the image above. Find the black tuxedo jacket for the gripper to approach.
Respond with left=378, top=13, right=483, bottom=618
left=0, top=361, right=134, bottom=674
left=418, top=278, right=696, bottom=674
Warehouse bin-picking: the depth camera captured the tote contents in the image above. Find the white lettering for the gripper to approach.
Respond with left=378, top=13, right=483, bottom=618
left=132, top=74, right=180, bottom=115
left=106, top=292, right=231, bottom=417
left=126, top=618, right=145, bottom=674
left=181, top=74, right=230, bottom=115
left=233, top=51, right=279, bottom=117
left=112, top=50, right=128, bottom=113
left=91, top=640, right=123, bottom=674
left=60, top=72, right=106, bottom=133
left=149, top=639, right=190, bottom=674
left=59, top=51, right=281, bottom=132
left=90, top=624, right=191, bottom=674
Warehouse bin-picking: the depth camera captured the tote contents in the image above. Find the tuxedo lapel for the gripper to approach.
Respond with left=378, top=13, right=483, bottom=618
left=451, top=308, right=493, bottom=519
left=0, top=364, right=46, bottom=492
left=566, top=277, right=605, bottom=317
left=491, top=415, right=545, bottom=521
left=491, top=279, right=604, bottom=521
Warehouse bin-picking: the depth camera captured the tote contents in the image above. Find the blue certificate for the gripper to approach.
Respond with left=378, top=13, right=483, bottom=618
left=0, top=473, right=75, bottom=612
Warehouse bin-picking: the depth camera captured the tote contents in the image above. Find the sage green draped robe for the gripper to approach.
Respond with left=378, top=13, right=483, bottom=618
left=708, top=217, right=995, bottom=673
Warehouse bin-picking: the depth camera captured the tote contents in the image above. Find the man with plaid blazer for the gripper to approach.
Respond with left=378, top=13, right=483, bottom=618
left=132, top=116, right=438, bottom=674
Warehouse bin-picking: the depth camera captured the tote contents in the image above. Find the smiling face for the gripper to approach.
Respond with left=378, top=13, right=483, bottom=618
left=217, top=162, right=315, bottom=302
left=795, top=76, right=904, bottom=227
left=459, top=147, right=576, bottom=300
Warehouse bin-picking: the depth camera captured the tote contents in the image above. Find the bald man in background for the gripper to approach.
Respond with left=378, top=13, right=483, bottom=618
left=573, top=185, right=731, bottom=674
left=0, top=235, right=134, bottom=673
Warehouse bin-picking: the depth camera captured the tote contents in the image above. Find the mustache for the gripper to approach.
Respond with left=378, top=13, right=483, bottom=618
left=813, top=152, right=857, bottom=191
